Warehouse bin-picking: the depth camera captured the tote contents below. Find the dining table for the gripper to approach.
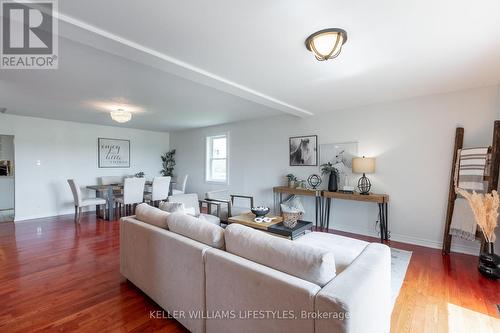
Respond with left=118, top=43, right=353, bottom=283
left=86, top=180, right=176, bottom=221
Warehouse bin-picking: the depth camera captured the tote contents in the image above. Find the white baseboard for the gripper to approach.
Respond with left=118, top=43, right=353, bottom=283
left=14, top=207, right=96, bottom=223
left=332, top=223, right=480, bottom=256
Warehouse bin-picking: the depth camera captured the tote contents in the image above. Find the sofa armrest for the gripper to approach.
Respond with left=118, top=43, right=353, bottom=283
left=315, top=243, right=392, bottom=333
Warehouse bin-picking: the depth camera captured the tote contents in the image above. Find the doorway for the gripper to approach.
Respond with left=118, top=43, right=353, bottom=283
left=0, top=135, right=15, bottom=222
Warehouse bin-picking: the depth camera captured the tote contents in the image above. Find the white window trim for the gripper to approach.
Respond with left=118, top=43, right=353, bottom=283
left=205, top=133, right=229, bottom=184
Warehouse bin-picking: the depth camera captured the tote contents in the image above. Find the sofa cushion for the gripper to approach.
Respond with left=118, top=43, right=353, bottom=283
left=224, top=224, right=336, bottom=287
left=167, top=212, right=225, bottom=249
left=294, top=232, right=368, bottom=274
left=135, top=203, right=170, bottom=229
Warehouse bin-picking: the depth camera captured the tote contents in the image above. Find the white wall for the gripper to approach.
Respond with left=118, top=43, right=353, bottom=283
left=0, top=114, right=170, bottom=221
left=171, top=85, right=500, bottom=254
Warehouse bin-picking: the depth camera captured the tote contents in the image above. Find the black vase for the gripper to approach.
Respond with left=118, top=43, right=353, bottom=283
left=478, top=242, right=500, bottom=280
left=328, top=172, right=338, bottom=192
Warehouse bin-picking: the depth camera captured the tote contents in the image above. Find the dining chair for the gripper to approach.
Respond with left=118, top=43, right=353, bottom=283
left=114, top=177, right=146, bottom=216
left=99, top=176, right=124, bottom=196
left=67, top=179, right=107, bottom=223
left=99, top=176, right=123, bottom=185
left=144, top=176, right=171, bottom=206
left=171, top=174, right=188, bottom=195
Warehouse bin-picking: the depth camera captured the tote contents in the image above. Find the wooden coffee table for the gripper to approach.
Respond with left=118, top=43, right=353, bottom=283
left=227, top=213, right=312, bottom=240
left=227, top=212, right=283, bottom=230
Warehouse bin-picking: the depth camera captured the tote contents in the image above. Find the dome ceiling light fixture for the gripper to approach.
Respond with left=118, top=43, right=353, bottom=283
left=305, top=28, right=348, bottom=61
left=110, top=108, right=132, bottom=123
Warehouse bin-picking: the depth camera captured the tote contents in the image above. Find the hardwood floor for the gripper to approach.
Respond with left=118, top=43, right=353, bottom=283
left=0, top=214, right=498, bottom=332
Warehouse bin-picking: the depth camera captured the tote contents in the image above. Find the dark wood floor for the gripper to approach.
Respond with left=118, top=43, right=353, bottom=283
left=0, top=214, right=498, bottom=332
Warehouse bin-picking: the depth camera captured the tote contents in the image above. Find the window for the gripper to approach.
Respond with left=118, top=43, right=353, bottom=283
left=206, top=134, right=228, bottom=183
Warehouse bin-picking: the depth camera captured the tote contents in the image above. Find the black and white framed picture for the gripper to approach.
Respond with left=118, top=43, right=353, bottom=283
left=289, top=135, right=318, bottom=166
left=98, top=138, right=130, bottom=168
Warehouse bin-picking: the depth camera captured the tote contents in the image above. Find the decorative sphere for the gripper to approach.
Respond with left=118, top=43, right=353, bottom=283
left=307, top=174, right=322, bottom=189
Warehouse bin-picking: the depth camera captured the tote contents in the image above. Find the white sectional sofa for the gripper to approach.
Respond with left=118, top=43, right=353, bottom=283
left=120, top=204, right=392, bottom=333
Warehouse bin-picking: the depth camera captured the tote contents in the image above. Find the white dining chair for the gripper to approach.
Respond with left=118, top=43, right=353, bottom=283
left=114, top=177, right=146, bottom=216
left=68, top=179, right=107, bottom=223
left=144, top=176, right=171, bottom=206
left=99, top=176, right=123, bottom=185
left=172, top=174, right=188, bottom=195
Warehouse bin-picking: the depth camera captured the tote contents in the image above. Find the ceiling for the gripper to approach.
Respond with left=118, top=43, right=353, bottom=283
left=2, top=0, right=500, bottom=131
left=0, top=38, right=283, bottom=131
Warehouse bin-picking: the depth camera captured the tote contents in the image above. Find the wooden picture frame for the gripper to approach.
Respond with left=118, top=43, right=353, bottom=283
left=289, top=135, right=318, bottom=166
left=98, top=138, right=130, bottom=168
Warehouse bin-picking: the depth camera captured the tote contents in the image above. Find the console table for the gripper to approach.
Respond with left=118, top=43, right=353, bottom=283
left=323, top=191, right=389, bottom=243
left=273, top=186, right=390, bottom=243
left=273, top=186, right=323, bottom=228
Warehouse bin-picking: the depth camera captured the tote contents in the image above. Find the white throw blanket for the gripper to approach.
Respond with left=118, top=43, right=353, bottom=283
left=450, top=198, right=477, bottom=241
left=449, top=147, right=489, bottom=240
left=457, top=147, right=489, bottom=191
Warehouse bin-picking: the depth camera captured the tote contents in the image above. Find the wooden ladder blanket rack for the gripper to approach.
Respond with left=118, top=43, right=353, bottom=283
left=442, top=120, right=500, bottom=255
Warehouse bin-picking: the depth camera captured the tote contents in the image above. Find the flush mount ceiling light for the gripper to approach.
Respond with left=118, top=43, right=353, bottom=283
left=305, top=28, right=347, bottom=61
left=110, top=109, right=132, bottom=123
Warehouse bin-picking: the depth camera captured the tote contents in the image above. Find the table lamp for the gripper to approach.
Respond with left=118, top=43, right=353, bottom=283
left=352, top=156, right=375, bottom=195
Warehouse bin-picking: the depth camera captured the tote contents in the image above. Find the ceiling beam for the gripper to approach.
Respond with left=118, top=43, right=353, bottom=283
left=56, top=13, right=314, bottom=118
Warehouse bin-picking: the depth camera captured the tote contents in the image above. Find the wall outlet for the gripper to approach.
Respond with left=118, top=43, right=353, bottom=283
left=36, top=160, right=41, bottom=166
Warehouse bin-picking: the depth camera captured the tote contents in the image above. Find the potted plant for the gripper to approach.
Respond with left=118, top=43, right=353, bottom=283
left=285, top=174, right=297, bottom=188
left=161, top=149, right=176, bottom=177
left=135, top=171, right=145, bottom=178
left=321, top=162, right=339, bottom=192
left=457, top=188, right=500, bottom=279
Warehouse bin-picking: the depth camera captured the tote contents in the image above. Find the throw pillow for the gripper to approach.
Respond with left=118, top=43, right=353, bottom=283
left=135, top=203, right=169, bottom=229
left=281, top=195, right=305, bottom=213
left=159, top=201, right=185, bottom=213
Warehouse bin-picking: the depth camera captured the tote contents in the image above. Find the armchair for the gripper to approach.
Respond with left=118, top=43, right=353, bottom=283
left=205, top=189, right=254, bottom=222
left=167, top=193, right=221, bottom=225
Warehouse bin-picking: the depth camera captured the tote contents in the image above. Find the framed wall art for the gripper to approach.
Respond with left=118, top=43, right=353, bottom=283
left=98, top=138, right=130, bottom=168
left=289, top=135, right=318, bottom=166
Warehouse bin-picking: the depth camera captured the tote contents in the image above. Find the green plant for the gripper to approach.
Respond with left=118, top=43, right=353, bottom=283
left=320, top=162, right=338, bottom=175
left=135, top=171, right=145, bottom=178
left=285, top=173, right=297, bottom=181
left=161, top=149, right=176, bottom=177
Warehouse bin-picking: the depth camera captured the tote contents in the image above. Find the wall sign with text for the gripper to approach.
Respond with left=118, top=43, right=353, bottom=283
left=98, top=138, right=130, bottom=168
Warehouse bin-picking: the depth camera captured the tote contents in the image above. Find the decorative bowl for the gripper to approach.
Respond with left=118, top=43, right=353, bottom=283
left=251, top=206, right=270, bottom=217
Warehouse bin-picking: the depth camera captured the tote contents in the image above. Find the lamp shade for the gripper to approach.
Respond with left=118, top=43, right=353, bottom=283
left=352, top=157, right=375, bottom=174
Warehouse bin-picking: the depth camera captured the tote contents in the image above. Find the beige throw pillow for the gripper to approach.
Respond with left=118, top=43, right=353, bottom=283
left=135, top=203, right=170, bottom=229
left=159, top=201, right=185, bottom=213
left=167, top=212, right=225, bottom=249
